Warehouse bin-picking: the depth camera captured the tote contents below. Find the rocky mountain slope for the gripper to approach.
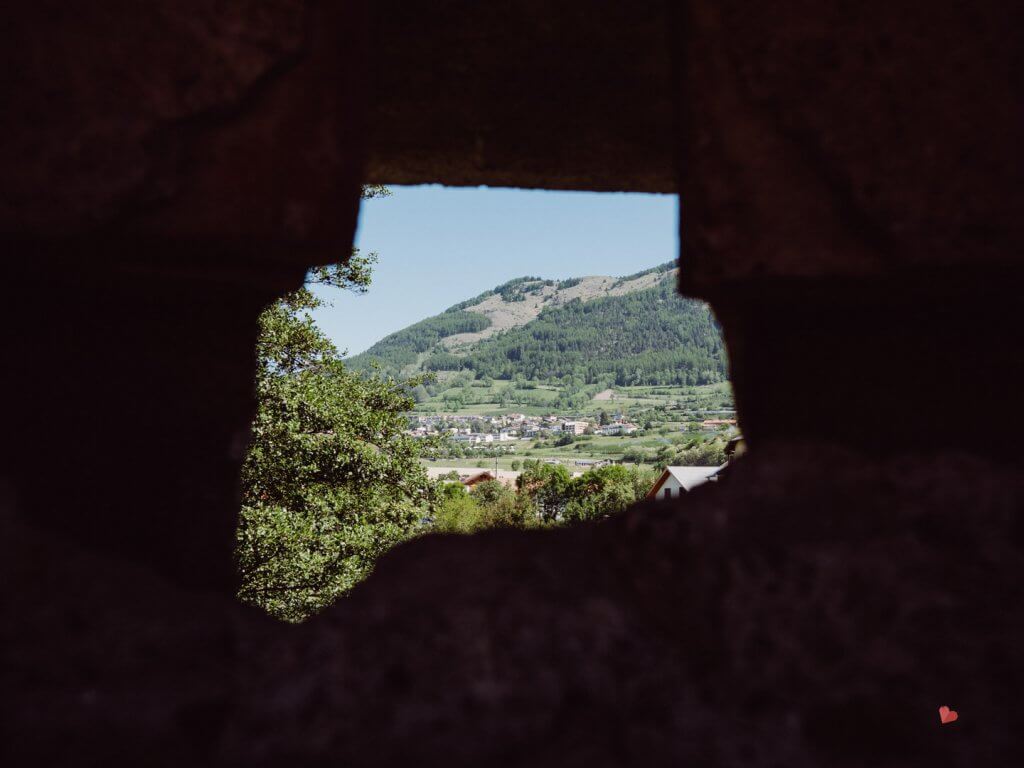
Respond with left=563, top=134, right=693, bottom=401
left=348, top=262, right=728, bottom=386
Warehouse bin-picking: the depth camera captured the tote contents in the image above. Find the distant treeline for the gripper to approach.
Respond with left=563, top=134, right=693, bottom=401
left=610, top=260, right=675, bottom=288
left=422, top=280, right=727, bottom=386
left=444, top=274, right=593, bottom=312
left=444, top=276, right=546, bottom=312
left=349, top=310, right=491, bottom=371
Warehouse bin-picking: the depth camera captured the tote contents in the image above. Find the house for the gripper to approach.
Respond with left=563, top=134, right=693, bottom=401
left=561, top=420, right=589, bottom=435
left=425, top=467, right=521, bottom=488
left=646, top=465, right=725, bottom=501
left=597, top=421, right=637, bottom=436
left=599, top=421, right=638, bottom=436
left=460, top=471, right=496, bottom=488
left=453, top=432, right=495, bottom=445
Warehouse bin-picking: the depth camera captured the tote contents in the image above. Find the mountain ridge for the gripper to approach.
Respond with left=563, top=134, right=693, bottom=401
left=348, top=262, right=728, bottom=387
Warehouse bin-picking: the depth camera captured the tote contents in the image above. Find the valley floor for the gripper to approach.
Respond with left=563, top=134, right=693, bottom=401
left=414, top=382, right=736, bottom=471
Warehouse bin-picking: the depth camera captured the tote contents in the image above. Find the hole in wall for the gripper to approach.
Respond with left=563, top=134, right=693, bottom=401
left=236, top=185, right=737, bottom=622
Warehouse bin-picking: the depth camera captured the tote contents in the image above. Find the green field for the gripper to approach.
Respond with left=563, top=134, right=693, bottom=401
left=422, top=427, right=734, bottom=473
left=411, top=380, right=734, bottom=421
left=411, top=378, right=736, bottom=470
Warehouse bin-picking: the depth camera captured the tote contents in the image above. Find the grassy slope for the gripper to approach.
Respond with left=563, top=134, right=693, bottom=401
left=348, top=263, right=694, bottom=379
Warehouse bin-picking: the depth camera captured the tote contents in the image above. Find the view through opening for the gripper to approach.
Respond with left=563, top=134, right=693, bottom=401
left=236, top=186, right=736, bottom=622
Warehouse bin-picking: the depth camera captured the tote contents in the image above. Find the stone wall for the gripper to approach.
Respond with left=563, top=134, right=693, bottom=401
left=2, top=1, right=1021, bottom=765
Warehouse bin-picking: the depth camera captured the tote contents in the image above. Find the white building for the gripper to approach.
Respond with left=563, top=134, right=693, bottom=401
left=646, top=465, right=724, bottom=501
left=452, top=432, right=495, bottom=444
left=598, top=422, right=638, bottom=436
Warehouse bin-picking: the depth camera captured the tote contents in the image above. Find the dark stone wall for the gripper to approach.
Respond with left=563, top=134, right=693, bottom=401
left=2, top=1, right=1022, bottom=766
left=675, top=0, right=1024, bottom=457
left=364, top=0, right=674, bottom=192
left=1, top=0, right=368, bottom=590
left=676, top=0, right=1024, bottom=285
left=5, top=445, right=1021, bottom=766
left=2, top=0, right=367, bottom=245
left=706, top=268, right=1024, bottom=457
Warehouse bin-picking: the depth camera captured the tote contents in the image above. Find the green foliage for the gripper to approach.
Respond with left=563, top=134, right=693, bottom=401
left=493, top=276, right=543, bottom=302
left=430, top=460, right=654, bottom=537
left=442, top=276, right=544, bottom=313
left=433, top=481, right=537, bottom=533
left=562, top=465, right=654, bottom=523
left=422, top=279, right=727, bottom=386
left=516, top=462, right=572, bottom=522
left=236, top=223, right=435, bottom=623
left=349, top=266, right=727, bottom=389
left=432, top=492, right=487, bottom=534
left=621, top=448, right=650, bottom=465
left=666, top=438, right=728, bottom=468
left=610, top=260, right=675, bottom=288
left=348, top=310, right=492, bottom=373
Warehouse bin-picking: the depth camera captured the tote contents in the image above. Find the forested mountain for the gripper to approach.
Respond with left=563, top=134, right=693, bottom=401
left=348, top=264, right=728, bottom=386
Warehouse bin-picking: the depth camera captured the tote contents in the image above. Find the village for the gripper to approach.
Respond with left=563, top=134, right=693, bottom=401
left=409, top=408, right=741, bottom=500
left=406, top=411, right=738, bottom=447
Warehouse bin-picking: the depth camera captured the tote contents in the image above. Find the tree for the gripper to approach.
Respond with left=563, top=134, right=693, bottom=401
left=236, top=191, right=436, bottom=623
left=432, top=491, right=486, bottom=534
left=622, top=448, right=648, bottom=465
left=599, top=410, right=611, bottom=426
left=469, top=480, right=537, bottom=528
left=671, top=438, right=727, bottom=467
left=517, top=461, right=571, bottom=522
left=562, top=465, right=651, bottom=523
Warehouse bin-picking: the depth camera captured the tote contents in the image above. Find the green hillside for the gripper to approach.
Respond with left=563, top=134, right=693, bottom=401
left=349, top=264, right=728, bottom=387
left=345, top=310, right=491, bottom=372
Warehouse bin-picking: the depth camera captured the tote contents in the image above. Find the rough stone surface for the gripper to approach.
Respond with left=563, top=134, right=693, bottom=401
left=0, top=261, right=293, bottom=590
left=364, top=0, right=674, bottom=192
left=677, top=0, right=1024, bottom=286
left=1, top=0, right=368, bottom=589
left=1, top=494, right=260, bottom=767
left=672, top=0, right=1024, bottom=454
left=6, top=446, right=1021, bottom=766
left=2, top=0, right=366, bottom=248
left=3, top=2, right=1023, bottom=765
left=704, top=266, right=1024, bottom=456
left=223, top=445, right=1023, bottom=767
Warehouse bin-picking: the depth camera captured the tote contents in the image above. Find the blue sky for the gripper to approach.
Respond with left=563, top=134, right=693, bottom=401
left=312, top=185, right=678, bottom=355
